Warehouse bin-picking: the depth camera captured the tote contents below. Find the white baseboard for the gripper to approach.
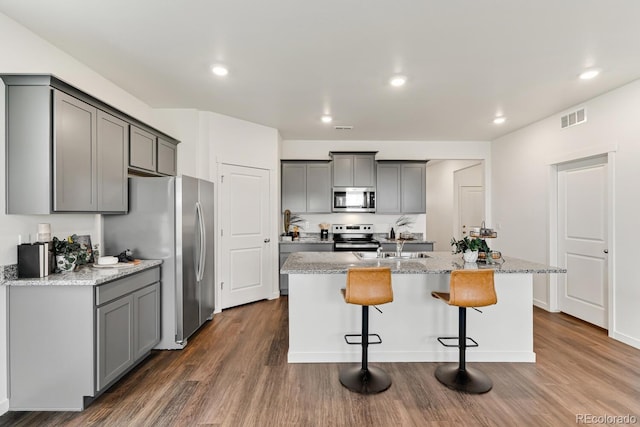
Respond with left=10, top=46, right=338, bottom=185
left=0, top=398, right=9, bottom=415
left=610, top=330, right=640, bottom=350
left=287, top=350, right=536, bottom=364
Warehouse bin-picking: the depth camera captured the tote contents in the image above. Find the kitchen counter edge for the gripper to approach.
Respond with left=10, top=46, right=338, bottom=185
left=2, top=260, right=163, bottom=287
left=280, top=251, right=566, bottom=275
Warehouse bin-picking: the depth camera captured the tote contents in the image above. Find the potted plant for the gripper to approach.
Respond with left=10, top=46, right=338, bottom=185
left=450, top=236, right=484, bottom=263
left=52, top=234, right=91, bottom=272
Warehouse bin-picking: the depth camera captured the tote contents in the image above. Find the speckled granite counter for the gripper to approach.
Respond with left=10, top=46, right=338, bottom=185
left=2, top=260, right=162, bottom=286
left=284, top=251, right=565, bottom=364
left=281, top=251, right=565, bottom=275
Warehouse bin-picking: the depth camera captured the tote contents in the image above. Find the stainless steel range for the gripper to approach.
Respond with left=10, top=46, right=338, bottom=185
left=332, top=224, right=381, bottom=252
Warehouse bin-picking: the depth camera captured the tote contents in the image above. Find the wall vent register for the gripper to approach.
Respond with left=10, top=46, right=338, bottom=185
left=561, top=108, right=586, bottom=129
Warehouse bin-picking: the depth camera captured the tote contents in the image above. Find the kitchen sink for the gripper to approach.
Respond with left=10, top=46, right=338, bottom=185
left=354, top=251, right=431, bottom=260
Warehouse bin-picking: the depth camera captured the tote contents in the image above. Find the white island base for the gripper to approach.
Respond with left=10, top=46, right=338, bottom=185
left=288, top=272, right=535, bottom=363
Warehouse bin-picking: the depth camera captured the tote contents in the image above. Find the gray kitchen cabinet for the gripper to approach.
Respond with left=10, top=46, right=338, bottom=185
left=129, top=128, right=179, bottom=177
left=8, top=266, right=161, bottom=410
left=1, top=74, right=179, bottom=214
left=376, top=162, right=426, bottom=214
left=281, top=161, right=331, bottom=213
left=157, top=137, right=178, bottom=176
left=330, top=152, right=376, bottom=187
left=376, top=163, right=401, bottom=213
left=97, top=111, right=129, bottom=212
left=282, top=162, right=307, bottom=212
left=279, top=242, right=333, bottom=294
left=53, top=90, right=98, bottom=212
left=97, top=294, right=134, bottom=389
left=380, top=242, right=434, bottom=252
left=130, top=125, right=157, bottom=173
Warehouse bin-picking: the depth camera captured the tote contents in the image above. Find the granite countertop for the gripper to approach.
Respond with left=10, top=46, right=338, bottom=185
left=280, top=251, right=566, bottom=275
left=2, top=260, right=162, bottom=287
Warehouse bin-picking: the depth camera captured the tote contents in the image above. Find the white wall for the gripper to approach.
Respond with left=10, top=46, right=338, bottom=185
left=492, top=79, right=640, bottom=349
left=426, top=160, right=483, bottom=251
left=0, top=12, right=176, bottom=414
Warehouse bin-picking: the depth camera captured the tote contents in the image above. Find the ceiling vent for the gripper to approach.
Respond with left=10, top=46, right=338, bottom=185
left=334, top=125, right=353, bottom=130
left=561, top=108, right=586, bottom=129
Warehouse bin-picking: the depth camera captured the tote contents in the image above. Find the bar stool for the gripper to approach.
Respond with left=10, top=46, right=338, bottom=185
left=339, top=267, right=393, bottom=394
left=431, top=269, right=497, bottom=394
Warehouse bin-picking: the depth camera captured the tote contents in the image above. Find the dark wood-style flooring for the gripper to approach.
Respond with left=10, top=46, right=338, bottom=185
left=1, top=297, right=639, bottom=426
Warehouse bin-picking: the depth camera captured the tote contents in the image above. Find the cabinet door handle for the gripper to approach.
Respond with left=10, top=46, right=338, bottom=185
left=604, top=249, right=608, bottom=254
left=264, top=238, right=271, bottom=243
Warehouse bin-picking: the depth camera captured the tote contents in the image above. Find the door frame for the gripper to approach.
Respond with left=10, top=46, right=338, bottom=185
left=216, top=162, right=278, bottom=311
left=548, top=145, right=616, bottom=334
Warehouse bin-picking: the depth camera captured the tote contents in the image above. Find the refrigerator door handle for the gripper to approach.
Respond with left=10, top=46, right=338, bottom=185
left=195, top=201, right=206, bottom=282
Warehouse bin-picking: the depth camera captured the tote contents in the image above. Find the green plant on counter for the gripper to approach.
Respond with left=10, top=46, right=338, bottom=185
left=450, top=236, right=489, bottom=253
left=53, top=234, right=91, bottom=269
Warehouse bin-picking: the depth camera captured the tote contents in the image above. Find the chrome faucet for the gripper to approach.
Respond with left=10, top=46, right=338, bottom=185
left=396, top=239, right=405, bottom=257
left=377, top=246, right=383, bottom=258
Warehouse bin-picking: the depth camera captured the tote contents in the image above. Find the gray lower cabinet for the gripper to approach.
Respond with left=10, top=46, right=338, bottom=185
left=279, top=242, right=333, bottom=294
left=380, top=242, right=434, bottom=252
left=376, top=162, right=426, bottom=214
left=8, top=267, right=160, bottom=411
left=281, top=162, right=331, bottom=213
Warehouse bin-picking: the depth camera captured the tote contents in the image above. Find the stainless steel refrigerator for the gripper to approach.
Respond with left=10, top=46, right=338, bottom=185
left=103, top=175, right=215, bottom=349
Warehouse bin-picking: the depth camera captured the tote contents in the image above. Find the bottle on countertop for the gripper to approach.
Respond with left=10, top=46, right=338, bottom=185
left=389, top=227, right=395, bottom=239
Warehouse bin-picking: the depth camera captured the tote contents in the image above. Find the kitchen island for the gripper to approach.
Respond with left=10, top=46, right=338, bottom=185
left=281, top=252, right=564, bottom=364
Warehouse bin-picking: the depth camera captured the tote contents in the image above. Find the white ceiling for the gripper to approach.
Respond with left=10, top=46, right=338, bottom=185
left=2, top=0, right=640, bottom=141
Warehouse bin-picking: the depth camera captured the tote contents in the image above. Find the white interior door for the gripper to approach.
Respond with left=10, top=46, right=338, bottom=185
left=220, top=164, right=271, bottom=309
left=459, top=186, right=484, bottom=238
left=558, top=156, right=608, bottom=328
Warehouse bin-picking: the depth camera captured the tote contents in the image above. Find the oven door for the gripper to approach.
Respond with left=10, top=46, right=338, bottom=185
left=333, top=241, right=381, bottom=252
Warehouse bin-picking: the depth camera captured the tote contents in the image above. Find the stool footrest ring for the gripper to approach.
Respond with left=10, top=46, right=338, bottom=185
left=437, top=336, right=479, bottom=348
left=344, top=333, right=382, bottom=345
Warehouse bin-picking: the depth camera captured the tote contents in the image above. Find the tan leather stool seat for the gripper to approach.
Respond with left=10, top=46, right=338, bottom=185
left=343, top=267, right=393, bottom=306
left=431, top=269, right=497, bottom=307
left=431, top=269, right=497, bottom=394
left=339, top=267, right=393, bottom=394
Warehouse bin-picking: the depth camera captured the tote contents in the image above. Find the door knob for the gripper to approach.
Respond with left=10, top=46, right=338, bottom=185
left=264, top=238, right=271, bottom=243
left=604, top=249, right=608, bottom=254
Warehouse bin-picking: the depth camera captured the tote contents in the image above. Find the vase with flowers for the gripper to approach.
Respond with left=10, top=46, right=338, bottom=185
left=53, top=234, right=91, bottom=272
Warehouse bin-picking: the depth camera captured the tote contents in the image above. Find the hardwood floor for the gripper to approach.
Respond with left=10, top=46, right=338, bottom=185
left=1, top=298, right=639, bottom=426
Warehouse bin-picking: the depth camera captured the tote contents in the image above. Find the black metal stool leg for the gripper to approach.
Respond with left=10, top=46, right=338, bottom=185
left=435, top=307, right=493, bottom=394
left=339, top=306, right=391, bottom=394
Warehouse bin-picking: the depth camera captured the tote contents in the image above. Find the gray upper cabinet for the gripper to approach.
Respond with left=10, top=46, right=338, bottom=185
left=157, top=137, right=178, bottom=176
left=376, top=163, right=401, bottom=213
left=331, top=153, right=376, bottom=187
left=401, top=163, right=426, bottom=213
left=282, top=163, right=307, bottom=212
left=129, top=127, right=179, bottom=176
left=1, top=74, right=179, bottom=214
left=281, top=161, right=331, bottom=213
left=376, top=162, right=426, bottom=214
left=130, top=126, right=157, bottom=173
left=97, top=111, right=129, bottom=212
left=53, top=91, right=98, bottom=212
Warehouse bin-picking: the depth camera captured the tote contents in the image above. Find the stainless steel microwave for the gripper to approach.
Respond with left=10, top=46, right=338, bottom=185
left=332, top=187, right=376, bottom=212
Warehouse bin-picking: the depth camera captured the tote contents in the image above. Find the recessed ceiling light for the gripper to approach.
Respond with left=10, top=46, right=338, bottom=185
left=493, top=116, right=506, bottom=125
left=579, top=68, right=600, bottom=80
left=211, top=65, right=229, bottom=76
left=321, top=115, right=333, bottom=123
left=390, top=76, right=407, bottom=87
